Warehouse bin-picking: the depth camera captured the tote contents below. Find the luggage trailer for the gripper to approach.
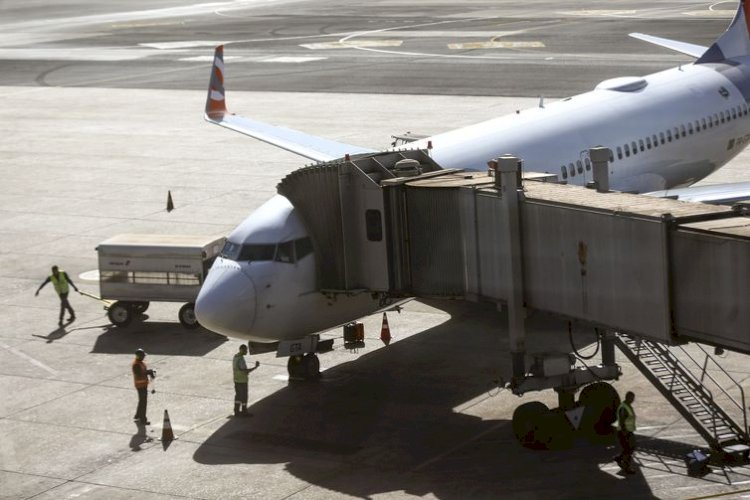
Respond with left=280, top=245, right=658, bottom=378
left=96, top=234, right=225, bottom=328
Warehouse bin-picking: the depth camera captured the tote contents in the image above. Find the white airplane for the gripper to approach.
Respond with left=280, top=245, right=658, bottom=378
left=196, top=1, right=750, bottom=376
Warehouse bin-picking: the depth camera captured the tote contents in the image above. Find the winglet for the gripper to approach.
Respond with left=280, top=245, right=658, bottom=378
left=205, top=45, right=227, bottom=120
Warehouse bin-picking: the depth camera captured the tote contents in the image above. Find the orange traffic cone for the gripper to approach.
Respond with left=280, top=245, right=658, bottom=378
left=380, top=312, right=391, bottom=345
left=160, top=409, right=175, bottom=442
left=166, top=191, right=174, bottom=212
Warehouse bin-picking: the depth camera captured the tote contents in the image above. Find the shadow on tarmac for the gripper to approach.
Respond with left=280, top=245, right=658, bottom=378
left=90, top=320, right=227, bottom=356
left=193, top=301, right=657, bottom=498
left=129, top=422, right=153, bottom=451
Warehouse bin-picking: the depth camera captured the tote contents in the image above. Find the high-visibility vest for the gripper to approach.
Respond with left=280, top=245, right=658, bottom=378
left=617, top=402, right=636, bottom=432
left=233, top=353, right=248, bottom=383
left=50, top=272, right=69, bottom=296
left=132, top=359, right=149, bottom=388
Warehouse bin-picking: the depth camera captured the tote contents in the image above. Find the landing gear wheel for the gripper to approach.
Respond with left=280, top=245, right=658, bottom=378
left=302, top=353, right=320, bottom=379
left=579, top=382, right=620, bottom=441
left=512, top=401, right=549, bottom=449
left=535, top=410, right=574, bottom=450
left=178, top=303, right=199, bottom=329
left=287, top=355, right=304, bottom=380
left=108, top=301, right=132, bottom=327
left=131, top=301, right=150, bottom=314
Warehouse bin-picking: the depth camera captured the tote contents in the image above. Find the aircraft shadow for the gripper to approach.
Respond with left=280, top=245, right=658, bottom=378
left=90, top=319, right=227, bottom=356
left=193, top=301, right=657, bottom=498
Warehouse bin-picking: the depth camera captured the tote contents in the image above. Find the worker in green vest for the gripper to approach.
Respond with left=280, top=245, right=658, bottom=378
left=233, top=344, right=259, bottom=416
left=614, top=391, right=637, bottom=474
left=35, top=265, right=79, bottom=326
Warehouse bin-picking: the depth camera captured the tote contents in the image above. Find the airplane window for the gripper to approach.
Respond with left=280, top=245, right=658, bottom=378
left=714, top=113, right=720, bottom=125
left=639, top=139, right=645, bottom=152
left=624, top=144, right=630, bottom=157
left=732, top=108, right=737, bottom=119
left=275, top=241, right=294, bottom=263
left=701, top=118, right=707, bottom=130
left=220, top=241, right=242, bottom=260
left=721, top=112, right=725, bottom=123
left=608, top=150, right=614, bottom=162
left=617, top=146, right=623, bottom=160
left=688, top=123, right=693, bottom=135
left=631, top=141, right=638, bottom=154
left=680, top=125, right=686, bottom=138
left=585, top=158, right=592, bottom=170
left=646, top=137, right=652, bottom=149
left=365, top=209, right=383, bottom=241
left=660, top=132, right=665, bottom=144
left=569, top=163, right=576, bottom=177
left=560, top=166, right=568, bottom=180
left=576, top=160, right=583, bottom=174
left=295, top=237, right=313, bottom=260
left=652, top=134, right=658, bottom=146
left=667, top=130, right=672, bottom=142
left=237, top=244, right=275, bottom=262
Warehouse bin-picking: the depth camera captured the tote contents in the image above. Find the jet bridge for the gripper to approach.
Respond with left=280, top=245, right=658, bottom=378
left=278, top=150, right=750, bottom=452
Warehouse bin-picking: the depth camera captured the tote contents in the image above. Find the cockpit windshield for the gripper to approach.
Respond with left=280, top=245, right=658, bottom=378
left=220, top=237, right=313, bottom=263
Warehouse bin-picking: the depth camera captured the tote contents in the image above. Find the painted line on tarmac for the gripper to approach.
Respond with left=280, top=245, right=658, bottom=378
left=448, top=41, right=545, bottom=50
left=0, top=341, right=58, bottom=376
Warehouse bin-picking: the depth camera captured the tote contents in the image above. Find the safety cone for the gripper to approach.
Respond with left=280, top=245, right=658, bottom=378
left=166, top=190, right=174, bottom=212
left=160, top=409, right=175, bottom=442
left=380, top=312, right=391, bottom=345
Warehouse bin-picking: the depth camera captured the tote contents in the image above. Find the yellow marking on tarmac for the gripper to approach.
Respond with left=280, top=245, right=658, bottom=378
left=448, top=41, right=545, bottom=50
left=300, top=40, right=403, bottom=50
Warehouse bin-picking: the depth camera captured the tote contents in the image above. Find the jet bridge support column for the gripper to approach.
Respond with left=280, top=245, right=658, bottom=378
left=589, top=147, right=611, bottom=193
left=496, top=155, right=526, bottom=379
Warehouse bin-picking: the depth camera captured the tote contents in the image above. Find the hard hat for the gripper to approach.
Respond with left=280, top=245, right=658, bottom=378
left=135, top=348, right=146, bottom=356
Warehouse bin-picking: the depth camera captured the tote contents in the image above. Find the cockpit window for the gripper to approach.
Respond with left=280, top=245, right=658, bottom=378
left=221, top=241, right=275, bottom=262
left=275, top=241, right=294, bottom=263
left=221, top=237, right=314, bottom=263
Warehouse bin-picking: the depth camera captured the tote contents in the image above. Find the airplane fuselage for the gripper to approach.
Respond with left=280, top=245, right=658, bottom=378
left=413, top=59, right=750, bottom=193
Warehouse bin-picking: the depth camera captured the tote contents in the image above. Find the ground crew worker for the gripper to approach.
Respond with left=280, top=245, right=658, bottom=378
left=233, top=345, right=259, bottom=416
left=614, top=391, right=637, bottom=474
left=132, top=348, right=155, bottom=425
left=35, top=265, right=79, bottom=326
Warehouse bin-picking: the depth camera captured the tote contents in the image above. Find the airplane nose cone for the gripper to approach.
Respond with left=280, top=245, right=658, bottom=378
left=196, top=259, right=256, bottom=337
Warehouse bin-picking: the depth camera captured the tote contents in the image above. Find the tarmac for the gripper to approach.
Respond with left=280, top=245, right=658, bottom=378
left=3, top=1, right=750, bottom=499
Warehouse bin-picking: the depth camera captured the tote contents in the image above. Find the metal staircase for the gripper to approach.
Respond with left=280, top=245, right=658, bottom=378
left=615, top=333, right=750, bottom=456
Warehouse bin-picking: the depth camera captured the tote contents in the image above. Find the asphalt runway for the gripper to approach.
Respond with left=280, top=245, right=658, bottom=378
left=2, top=1, right=750, bottom=499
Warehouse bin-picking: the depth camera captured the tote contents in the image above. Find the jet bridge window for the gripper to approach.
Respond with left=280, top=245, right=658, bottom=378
left=365, top=209, right=383, bottom=241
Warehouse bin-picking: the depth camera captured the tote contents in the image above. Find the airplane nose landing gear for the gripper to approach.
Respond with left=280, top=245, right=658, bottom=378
left=287, top=353, right=321, bottom=381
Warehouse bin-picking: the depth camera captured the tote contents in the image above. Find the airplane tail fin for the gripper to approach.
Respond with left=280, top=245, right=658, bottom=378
left=205, top=45, right=227, bottom=120
left=697, top=0, right=750, bottom=63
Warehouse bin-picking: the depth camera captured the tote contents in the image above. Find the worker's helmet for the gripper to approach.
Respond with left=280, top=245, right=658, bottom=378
left=135, top=348, right=146, bottom=358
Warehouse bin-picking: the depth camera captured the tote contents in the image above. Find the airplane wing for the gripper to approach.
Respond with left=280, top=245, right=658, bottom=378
left=629, top=33, right=708, bottom=59
left=645, top=181, right=750, bottom=204
left=204, top=45, right=376, bottom=162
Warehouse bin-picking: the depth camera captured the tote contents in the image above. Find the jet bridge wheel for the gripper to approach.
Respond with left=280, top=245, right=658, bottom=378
left=107, top=301, right=132, bottom=328
left=131, top=301, right=149, bottom=314
left=512, top=401, right=549, bottom=449
left=578, top=382, right=620, bottom=441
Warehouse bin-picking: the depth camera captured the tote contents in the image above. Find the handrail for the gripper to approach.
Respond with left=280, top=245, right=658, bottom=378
left=678, top=343, right=748, bottom=437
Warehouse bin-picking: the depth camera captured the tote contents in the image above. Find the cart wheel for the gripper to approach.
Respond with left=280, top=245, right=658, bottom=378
left=131, top=301, right=150, bottom=314
left=108, top=301, right=132, bottom=327
left=179, top=303, right=199, bottom=329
